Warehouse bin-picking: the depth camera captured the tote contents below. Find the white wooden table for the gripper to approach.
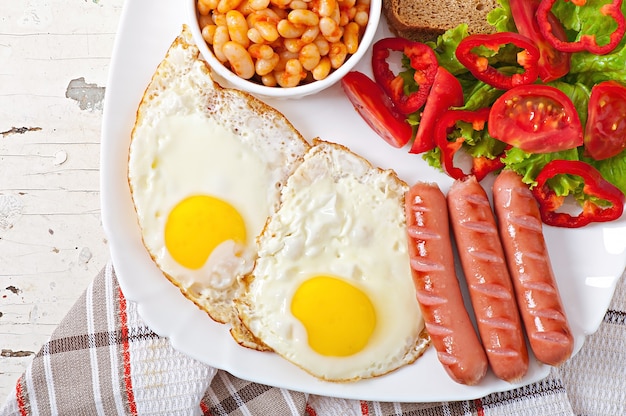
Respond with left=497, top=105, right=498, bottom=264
left=0, top=0, right=123, bottom=401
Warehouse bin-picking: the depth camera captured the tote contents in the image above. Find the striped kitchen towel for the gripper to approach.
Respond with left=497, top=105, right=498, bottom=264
left=1, top=263, right=624, bottom=416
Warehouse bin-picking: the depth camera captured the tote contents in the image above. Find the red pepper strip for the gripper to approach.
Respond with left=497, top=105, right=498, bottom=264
left=472, top=153, right=506, bottom=182
left=455, top=32, right=540, bottom=90
left=536, top=0, right=626, bottom=55
left=372, top=37, right=439, bottom=115
left=532, top=160, right=625, bottom=228
left=435, top=108, right=501, bottom=181
left=509, top=0, right=571, bottom=83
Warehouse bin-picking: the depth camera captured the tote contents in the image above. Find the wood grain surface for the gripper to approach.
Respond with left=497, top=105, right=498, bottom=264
left=0, top=0, right=124, bottom=400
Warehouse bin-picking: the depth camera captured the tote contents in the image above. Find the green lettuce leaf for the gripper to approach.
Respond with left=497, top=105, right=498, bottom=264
left=547, top=81, right=591, bottom=126
left=584, top=150, right=626, bottom=194
left=501, top=147, right=580, bottom=187
left=426, top=24, right=470, bottom=76
left=487, top=0, right=516, bottom=33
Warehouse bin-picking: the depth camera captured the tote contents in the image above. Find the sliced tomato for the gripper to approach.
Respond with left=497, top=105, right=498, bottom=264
left=584, top=80, right=626, bottom=160
left=341, top=71, right=413, bottom=148
left=509, top=0, right=570, bottom=83
left=409, top=66, right=464, bottom=154
left=488, top=84, right=583, bottom=154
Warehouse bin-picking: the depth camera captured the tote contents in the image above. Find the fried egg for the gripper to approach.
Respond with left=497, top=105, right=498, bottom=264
left=128, top=27, right=309, bottom=346
left=236, top=141, right=429, bottom=381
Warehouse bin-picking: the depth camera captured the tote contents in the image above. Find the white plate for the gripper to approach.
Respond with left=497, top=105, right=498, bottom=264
left=100, top=0, right=626, bottom=403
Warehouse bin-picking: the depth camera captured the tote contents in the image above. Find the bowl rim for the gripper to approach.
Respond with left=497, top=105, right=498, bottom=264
left=186, top=0, right=382, bottom=98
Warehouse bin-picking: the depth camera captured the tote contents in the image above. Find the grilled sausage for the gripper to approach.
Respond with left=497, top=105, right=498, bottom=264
left=492, top=170, right=574, bottom=366
left=406, top=182, right=488, bottom=385
left=447, top=176, right=529, bottom=382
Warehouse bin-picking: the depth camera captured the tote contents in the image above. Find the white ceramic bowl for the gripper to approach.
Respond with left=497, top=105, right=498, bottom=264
left=186, top=0, right=381, bottom=99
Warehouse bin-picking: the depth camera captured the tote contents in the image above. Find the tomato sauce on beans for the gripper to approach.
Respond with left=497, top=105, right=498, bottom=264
left=196, top=0, right=370, bottom=87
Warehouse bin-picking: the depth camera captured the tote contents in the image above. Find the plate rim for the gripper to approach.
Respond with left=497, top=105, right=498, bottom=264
left=100, top=0, right=626, bottom=403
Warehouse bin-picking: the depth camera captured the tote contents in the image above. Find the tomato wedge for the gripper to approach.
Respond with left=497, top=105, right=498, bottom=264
left=584, top=80, right=626, bottom=160
left=509, top=0, right=570, bottom=83
left=488, top=84, right=583, bottom=153
left=341, top=71, right=413, bottom=148
left=409, top=66, right=464, bottom=154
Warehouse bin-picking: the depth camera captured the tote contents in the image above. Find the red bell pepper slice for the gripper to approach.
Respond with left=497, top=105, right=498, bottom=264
left=435, top=108, right=504, bottom=181
left=532, top=160, right=625, bottom=228
left=372, top=37, right=439, bottom=115
left=509, top=0, right=571, bottom=82
left=536, top=0, right=626, bottom=55
left=455, top=32, right=540, bottom=90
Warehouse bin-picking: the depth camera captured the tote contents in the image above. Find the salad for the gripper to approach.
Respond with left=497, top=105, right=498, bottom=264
left=342, top=0, right=626, bottom=228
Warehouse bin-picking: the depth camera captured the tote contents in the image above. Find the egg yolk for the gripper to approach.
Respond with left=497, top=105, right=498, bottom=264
left=291, top=275, right=376, bottom=357
left=164, top=195, right=246, bottom=269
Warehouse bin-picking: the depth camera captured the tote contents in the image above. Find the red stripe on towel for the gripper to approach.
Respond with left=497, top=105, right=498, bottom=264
left=305, top=402, right=317, bottom=416
left=119, top=287, right=138, bottom=415
left=15, top=376, right=28, bottom=416
left=474, top=398, right=485, bottom=416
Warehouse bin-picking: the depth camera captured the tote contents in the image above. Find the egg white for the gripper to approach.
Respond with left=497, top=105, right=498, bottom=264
left=237, top=141, right=429, bottom=381
left=128, top=29, right=309, bottom=339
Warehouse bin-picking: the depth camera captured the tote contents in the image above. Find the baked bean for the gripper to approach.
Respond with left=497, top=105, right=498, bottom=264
left=339, top=10, right=350, bottom=26
left=299, top=43, right=321, bottom=71
left=212, top=13, right=227, bottom=26
left=339, top=0, right=356, bottom=8
left=202, top=24, right=218, bottom=44
left=247, top=8, right=281, bottom=26
left=319, top=17, right=342, bottom=43
left=249, top=43, right=275, bottom=59
left=288, top=9, right=319, bottom=26
left=301, top=25, right=320, bottom=43
left=331, top=4, right=341, bottom=23
left=318, top=0, right=336, bottom=17
left=275, top=49, right=299, bottom=72
left=213, top=25, right=231, bottom=62
left=277, top=19, right=307, bottom=38
left=289, top=0, right=308, bottom=9
left=223, top=41, right=256, bottom=79
left=328, top=41, right=347, bottom=68
left=313, top=35, right=330, bottom=55
left=226, top=10, right=250, bottom=48
left=343, top=21, right=359, bottom=54
left=217, top=0, right=244, bottom=13
left=237, top=0, right=255, bottom=15
left=312, top=56, right=331, bottom=80
left=254, top=21, right=280, bottom=42
left=284, top=38, right=305, bottom=53
left=198, top=0, right=212, bottom=15
left=354, top=2, right=369, bottom=26
left=261, top=73, right=278, bottom=86
left=270, top=0, right=292, bottom=7
left=256, top=53, right=280, bottom=75
left=276, top=58, right=305, bottom=87
left=248, top=0, right=270, bottom=10
left=247, top=27, right=265, bottom=44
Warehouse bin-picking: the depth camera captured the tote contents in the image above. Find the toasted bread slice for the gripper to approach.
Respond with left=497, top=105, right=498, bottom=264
left=128, top=25, right=310, bottom=350
left=383, top=0, right=500, bottom=41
